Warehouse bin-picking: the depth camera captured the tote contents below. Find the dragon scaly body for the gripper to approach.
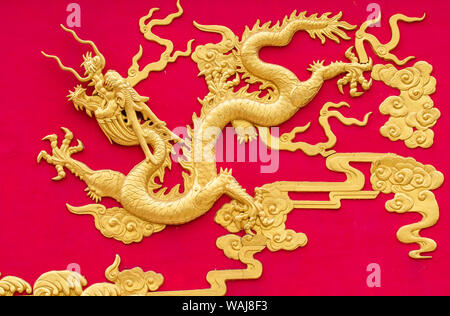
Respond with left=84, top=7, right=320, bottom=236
left=39, top=11, right=373, bottom=239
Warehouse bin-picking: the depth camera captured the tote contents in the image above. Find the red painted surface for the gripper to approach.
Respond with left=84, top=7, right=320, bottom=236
left=0, top=0, right=449, bottom=295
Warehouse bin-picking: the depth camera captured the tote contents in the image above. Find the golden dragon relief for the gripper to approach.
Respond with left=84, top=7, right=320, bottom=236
left=1, top=1, right=443, bottom=296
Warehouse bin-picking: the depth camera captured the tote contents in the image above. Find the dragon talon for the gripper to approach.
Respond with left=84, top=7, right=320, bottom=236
left=61, top=127, right=74, bottom=150
left=52, top=175, right=63, bottom=181
left=69, top=139, right=85, bottom=155
left=362, top=78, right=373, bottom=90
left=61, top=126, right=71, bottom=134
left=350, top=90, right=364, bottom=97
left=37, top=151, right=46, bottom=164
left=42, top=134, right=58, bottom=142
left=39, top=128, right=86, bottom=182
left=52, top=173, right=66, bottom=181
left=61, top=127, right=74, bottom=139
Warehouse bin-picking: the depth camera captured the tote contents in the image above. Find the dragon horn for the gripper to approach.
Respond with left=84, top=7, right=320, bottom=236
left=41, top=51, right=92, bottom=82
left=41, top=25, right=106, bottom=82
left=60, top=24, right=105, bottom=69
left=193, top=22, right=237, bottom=48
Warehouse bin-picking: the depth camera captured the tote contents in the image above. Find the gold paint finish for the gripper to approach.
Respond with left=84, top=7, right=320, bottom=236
left=0, top=274, right=32, bottom=296
left=372, top=61, right=439, bottom=148
left=1, top=256, right=163, bottom=296
left=128, top=0, right=194, bottom=87
left=371, top=155, right=443, bottom=259
left=1, top=2, right=442, bottom=296
left=259, top=101, right=372, bottom=157
left=355, top=13, right=425, bottom=65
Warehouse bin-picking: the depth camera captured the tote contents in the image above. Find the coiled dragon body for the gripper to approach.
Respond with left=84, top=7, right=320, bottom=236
left=39, top=10, right=373, bottom=238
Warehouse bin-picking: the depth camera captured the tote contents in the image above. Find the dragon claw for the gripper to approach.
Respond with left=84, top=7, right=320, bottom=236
left=42, top=134, right=58, bottom=143
left=38, top=128, right=84, bottom=181
left=85, top=188, right=101, bottom=203
left=61, top=126, right=73, bottom=137
left=337, top=55, right=373, bottom=97
left=227, top=198, right=262, bottom=235
left=61, top=127, right=74, bottom=149
left=42, top=134, right=57, bottom=140
left=362, top=78, right=373, bottom=91
left=52, top=173, right=66, bottom=182
left=350, top=90, right=364, bottom=97
left=337, top=83, right=345, bottom=95
left=234, top=123, right=258, bottom=144
left=37, top=150, right=48, bottom=164
left=69, top=139, right=84, bottom=155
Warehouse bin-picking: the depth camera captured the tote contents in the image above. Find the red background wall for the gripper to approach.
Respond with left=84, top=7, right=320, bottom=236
left=0, top=0, right=449, bottom=295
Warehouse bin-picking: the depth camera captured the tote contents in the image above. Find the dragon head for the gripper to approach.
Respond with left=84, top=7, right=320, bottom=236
left=103, top=70, right=150, bottom=112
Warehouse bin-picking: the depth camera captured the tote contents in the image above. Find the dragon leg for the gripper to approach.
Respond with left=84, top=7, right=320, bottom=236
left=231, top=120, right=258, bottom=144
left=310, top=47, right=373, bottom=98
left=38, top=127, right=125, bottom=203
left=218, top=168, right=262, bottom=234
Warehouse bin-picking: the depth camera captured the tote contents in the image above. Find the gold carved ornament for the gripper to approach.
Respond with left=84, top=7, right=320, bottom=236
left=1, top=1, right=443, bottom=296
